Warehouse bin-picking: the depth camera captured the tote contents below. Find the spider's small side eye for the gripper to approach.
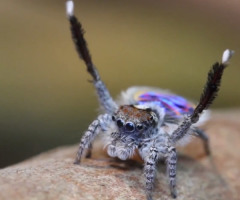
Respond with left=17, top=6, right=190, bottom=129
left=117, top=119, right=124, bottom=128
left=136, top=124, right=143, bottom=131
left=150, top=115, right=154, bottom=121
left=112, top=116, right=116, bottom=121
left=125, top=122, right=135, bottom=132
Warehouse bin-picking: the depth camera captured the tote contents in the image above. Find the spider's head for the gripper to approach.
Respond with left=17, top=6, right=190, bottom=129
left=112, top=105, right=158, bottom=134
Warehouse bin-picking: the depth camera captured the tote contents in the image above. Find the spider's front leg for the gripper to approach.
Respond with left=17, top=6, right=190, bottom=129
left=166, top=147, right=177, bottom=198
left=74, top=114, right=112, bottom=164
left=143, top=146, right=159, bottom=200
left=66, top=1, right=118, bottom=114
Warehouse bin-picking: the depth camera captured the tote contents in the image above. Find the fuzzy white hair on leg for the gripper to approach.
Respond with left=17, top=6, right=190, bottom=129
left=66, top=0, right=74, bottom=17
left=222, top=49, right=234, bottom=64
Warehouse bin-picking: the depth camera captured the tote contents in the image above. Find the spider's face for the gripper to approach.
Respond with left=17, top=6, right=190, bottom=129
left=112, top=105, right=158, bottom=134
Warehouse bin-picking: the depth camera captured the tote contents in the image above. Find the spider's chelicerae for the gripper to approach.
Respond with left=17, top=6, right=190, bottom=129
left=66, top=1, right=234, bottom=199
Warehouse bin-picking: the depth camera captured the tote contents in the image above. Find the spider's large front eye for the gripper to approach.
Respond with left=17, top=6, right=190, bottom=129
left=125, top=122, right=135, bottom=132
left=117, top=119, right=124, bottom=128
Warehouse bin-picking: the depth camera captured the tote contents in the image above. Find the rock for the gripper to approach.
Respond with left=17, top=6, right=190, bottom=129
left=0, top=110, right=240, bottom=200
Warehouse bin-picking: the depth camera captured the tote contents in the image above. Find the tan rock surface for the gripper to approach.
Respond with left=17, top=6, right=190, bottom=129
left=0, top=110, right=240, bottom=200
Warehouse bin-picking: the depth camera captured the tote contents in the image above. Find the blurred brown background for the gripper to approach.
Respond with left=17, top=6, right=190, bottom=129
left=0, top=0, right=239, bottom=168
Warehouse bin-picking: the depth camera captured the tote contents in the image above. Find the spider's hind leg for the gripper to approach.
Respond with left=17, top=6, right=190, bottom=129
left=195, top=128, right=210, bottom=155
left=169, top=49, right=234, bottom=145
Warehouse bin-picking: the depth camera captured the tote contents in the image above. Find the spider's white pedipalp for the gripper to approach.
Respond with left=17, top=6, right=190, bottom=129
left=66, top=0, right=74, bottom=18
left=222, top=49, right=234, bottom=64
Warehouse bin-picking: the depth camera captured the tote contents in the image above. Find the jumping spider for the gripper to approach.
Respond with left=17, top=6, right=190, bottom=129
left=65, top=1, right=234, bottom=199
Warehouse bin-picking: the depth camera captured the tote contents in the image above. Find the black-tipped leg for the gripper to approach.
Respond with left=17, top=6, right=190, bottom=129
left=66, top=1, right=118, bottom=114
left=195, top=128, right=210, bottom=155
left=191, top=49, right=234, bottom=124
left=66, top=0, right=98, bottom=81
left=170, top=49, right=234, bottom=144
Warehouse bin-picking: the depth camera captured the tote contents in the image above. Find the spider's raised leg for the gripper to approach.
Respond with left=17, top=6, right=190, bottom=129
left=74, top=114, right=112, bottom=164
left=166, top=147, right=177, bottom=198
left=66, top=1, right=118, bottom=114
left=195, top=128, right=210, bottom=155
left=144, top=146, right=159, bottom=200
left=170, top=49, right=234, bottom=144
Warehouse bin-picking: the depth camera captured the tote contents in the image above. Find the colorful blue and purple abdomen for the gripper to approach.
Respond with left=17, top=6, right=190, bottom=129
left=135, top=91, right=195, bottom=117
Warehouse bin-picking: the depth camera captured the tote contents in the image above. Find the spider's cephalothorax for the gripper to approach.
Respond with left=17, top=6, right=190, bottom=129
left=65, top=1, right=234, bottom=200
left=107, top=105, right=159, bottom=160
left=113, top=105, right=158, bottom=135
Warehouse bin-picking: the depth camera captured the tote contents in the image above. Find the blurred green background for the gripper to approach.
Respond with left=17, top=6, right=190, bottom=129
left=0, top=0, right=239, bottom=168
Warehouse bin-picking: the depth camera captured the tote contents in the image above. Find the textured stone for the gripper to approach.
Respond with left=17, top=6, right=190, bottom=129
left=0, top=110, right=239, bottom=200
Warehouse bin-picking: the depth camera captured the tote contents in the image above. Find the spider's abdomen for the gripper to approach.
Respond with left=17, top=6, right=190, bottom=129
left=119, top=86, right=195, bottom=117
left=135, top=91, right=194, bottom=116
